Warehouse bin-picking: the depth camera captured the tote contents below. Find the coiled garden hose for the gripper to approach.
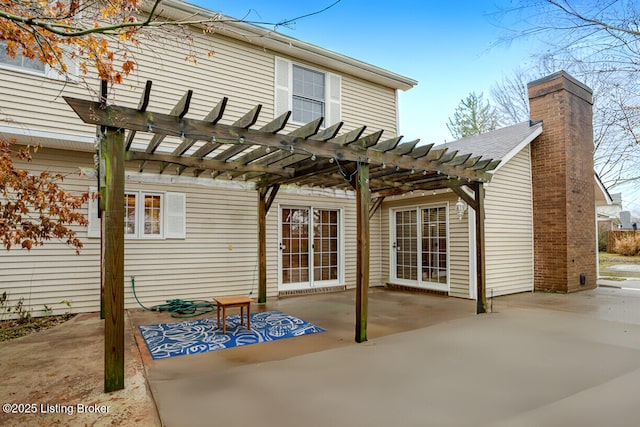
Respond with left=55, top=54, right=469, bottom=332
left=131, top=277, right=217, bottom=318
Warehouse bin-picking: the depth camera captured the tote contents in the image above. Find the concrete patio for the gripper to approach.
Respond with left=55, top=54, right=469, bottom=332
left=2, top=286, right=640, bottom=426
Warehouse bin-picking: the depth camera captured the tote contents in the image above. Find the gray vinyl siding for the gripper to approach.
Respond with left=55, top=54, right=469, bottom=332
left=484, top=146, right=534, bottom=296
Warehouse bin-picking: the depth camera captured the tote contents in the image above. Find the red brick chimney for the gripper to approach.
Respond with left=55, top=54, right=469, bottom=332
left=528, top=71, right=597, bottom=292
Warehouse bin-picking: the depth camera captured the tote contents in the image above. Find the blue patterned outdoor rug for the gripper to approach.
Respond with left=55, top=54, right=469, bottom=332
left=139, top=310, right=325, bottom=359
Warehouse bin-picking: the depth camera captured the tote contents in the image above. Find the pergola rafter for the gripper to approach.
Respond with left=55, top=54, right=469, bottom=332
left=63, top=81, right=495, bottom=393
left=64, top=94, right=498, bottom=188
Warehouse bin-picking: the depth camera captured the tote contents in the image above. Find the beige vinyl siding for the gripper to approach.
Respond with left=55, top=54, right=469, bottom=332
left=0, top=68, right=96, bottom=136
left=341, top=75, right=398, bottom=135
left=1, top=26, right=398, bottom=153
left=0, top=148, right=100, bottom=316
left=0, top=10, right=402, bottom=315
left=484, top=146, right=534, bottom=296
left=0, top=147, right=366, bottom=316
left=369, top=209, right=384, bottom=286
left=378, top=193, right=469, bottom=296
left=379, top=202, right=391, bottom=284
left=448, top=201, right=470, bottom=298
left=126, top=32, right=275, bottom=126
left=123, top=179, right=261, bottom=305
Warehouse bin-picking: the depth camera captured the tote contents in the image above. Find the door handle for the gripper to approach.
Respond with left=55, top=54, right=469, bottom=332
left=279, top=243, right=286, bottom=250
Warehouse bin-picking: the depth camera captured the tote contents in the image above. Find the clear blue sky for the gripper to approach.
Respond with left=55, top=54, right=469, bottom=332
left=196, top=0, right=533, bottom=144
left=194, top=0, right=639, bottom=216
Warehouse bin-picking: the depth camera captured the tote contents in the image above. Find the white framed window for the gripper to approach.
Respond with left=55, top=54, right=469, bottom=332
left=87, top=188, right=186, bottom=240
left=390, top=204, right=450, bottom=291
left=278, top=205, right=343, bottom=290
left=125, top=191, right=164, bottom=239
left=292, top=65, right=325, bottom=123
left=275, top=57, right=341, bottom=127
left=0, top=40, right=78, bottom=80
left=0, top=42, right=45, bottom=73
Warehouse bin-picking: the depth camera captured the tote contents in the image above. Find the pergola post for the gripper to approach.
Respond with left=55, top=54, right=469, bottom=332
left=355, top=162, right=370, bottom=343
left=101, top=126, right=125, bottom=392
left=100, top=214, right=104, bottom=320
left=257, top=185, right=279, bottom=304
left=474, top=182, right=487, bottom=314
left=257, top=188, right=268, bottom=304
left=451, top=183, right=487, bottom=315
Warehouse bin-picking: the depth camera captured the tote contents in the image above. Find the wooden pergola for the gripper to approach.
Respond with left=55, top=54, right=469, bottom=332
left=64, top=81, right=498, bottom=392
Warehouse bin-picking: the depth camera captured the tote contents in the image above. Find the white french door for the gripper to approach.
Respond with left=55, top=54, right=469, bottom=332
left=279, top=207, right=341, bottom=290
left=391, top=205, right=449, bottom=291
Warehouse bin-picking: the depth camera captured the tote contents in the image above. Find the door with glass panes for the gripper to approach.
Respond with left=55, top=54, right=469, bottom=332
left=280, top=207, right=340, bottom=290
left=392, top=206, right=448, bottom=291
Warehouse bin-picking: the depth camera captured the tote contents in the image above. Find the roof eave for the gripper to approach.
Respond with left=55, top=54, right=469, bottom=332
left=0, top=124, right=95, bottom=152
left=595, top=172, right=613, bottom=205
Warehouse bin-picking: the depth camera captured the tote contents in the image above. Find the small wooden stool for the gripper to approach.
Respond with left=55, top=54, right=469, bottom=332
left=214, top=296, right=254, bottom=334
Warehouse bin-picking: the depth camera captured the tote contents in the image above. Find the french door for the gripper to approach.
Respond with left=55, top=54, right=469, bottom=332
left=392, top=206, right=449, bottom=291
left=280, top=207, right=341, bottom=289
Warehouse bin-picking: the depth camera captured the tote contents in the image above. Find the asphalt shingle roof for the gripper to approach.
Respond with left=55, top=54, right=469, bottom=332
left=434, top=121, right=543, bottom=162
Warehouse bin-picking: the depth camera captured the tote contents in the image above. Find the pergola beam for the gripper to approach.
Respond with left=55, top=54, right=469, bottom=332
left=145, top=90, right=193, bottom=154
left=64, top=97, right=494, bottom=183
left=125, top=80, right=152, bottom=151
left=126, top=151, right=295, bottom=177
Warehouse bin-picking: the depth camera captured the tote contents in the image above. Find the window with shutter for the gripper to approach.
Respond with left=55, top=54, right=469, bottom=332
left=274, top=57, right=341, bottom=127
left=86, top=188, right=185, bottom=240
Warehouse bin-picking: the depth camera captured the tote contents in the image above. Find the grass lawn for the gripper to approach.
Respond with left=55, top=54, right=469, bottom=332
left=599, top=252, right=640, bottom=278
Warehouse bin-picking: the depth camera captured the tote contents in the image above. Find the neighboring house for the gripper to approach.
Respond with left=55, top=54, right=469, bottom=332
left=598, top=192, right=622, bottom=222
left=620, top=211, right=633, bottom=230
left=0, top=1, right=603, bottom=317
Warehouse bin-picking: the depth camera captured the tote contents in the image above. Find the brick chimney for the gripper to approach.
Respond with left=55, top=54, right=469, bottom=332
left=528, top=71, right=597, bottom=292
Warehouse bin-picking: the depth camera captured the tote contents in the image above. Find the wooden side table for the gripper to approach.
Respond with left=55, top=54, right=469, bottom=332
left=214, top=296, right=254, bottom=334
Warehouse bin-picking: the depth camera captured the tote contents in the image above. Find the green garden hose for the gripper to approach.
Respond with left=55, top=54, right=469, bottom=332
left=131, top=277, right=217, bottom=318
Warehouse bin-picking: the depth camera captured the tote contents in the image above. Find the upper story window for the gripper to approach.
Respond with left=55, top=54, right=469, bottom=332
left=275, top=57, right=341, bottom=127
left=0, top=41, right=46, bottom=73
left=0, top=40, right=77, bottom=79
left=292, top=65, right=325, bottom=123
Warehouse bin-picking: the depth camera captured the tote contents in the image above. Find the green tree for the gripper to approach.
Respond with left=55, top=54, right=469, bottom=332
left=446, top=92, right=500, bottom=140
